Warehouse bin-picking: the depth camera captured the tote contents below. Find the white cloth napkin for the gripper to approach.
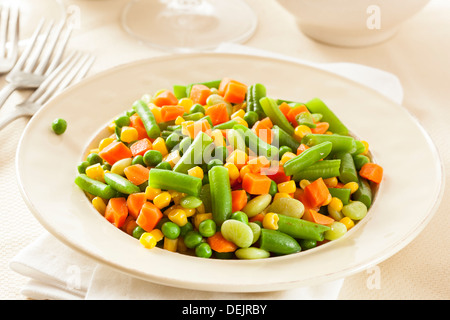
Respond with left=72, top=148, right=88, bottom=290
left=9, top=44, right=404, bottom=300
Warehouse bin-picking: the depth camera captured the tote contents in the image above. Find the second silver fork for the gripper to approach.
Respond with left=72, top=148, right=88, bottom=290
left=0, top=51, right=95, bottom=131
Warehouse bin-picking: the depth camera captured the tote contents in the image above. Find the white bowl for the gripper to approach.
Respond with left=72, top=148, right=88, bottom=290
left=276, top=0, right=430, bottom=47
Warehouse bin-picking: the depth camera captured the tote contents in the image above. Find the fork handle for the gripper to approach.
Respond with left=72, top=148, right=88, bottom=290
left=0, top=83, right=19, bottom=110
left=0, top=107, right=30, bottom=131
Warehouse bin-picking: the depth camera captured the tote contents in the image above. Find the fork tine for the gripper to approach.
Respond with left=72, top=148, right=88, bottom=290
left=0, top=7, right=8, bottom=58
left=22, top=20, right=54, bottom=73
left=44, top=24, right=73, bottom=76
left=11, top=18, right=44, bottom=72
left=34, top=19, right=65, bottom=76
left=9, top=6, right=19, bottom=61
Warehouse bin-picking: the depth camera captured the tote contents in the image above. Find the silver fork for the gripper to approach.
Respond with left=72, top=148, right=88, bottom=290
left=0, top=51, right=95, bottom=130
left=0, top=18, right=72, bottom=109
left=0, top=6, right=19, bottom=74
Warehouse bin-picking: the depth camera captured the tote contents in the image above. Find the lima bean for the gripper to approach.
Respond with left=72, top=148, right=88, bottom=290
left=242, top=194, right=272, bottom=218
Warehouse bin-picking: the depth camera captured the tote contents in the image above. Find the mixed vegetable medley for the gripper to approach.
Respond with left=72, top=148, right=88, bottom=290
left=74, top=77, right=383, bottom=259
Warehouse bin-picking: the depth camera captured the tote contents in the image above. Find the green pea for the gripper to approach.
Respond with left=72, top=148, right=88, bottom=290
left=195, top=242, right=212, bottom=258
left=114, top=114, right=130, bottom=128
left=132, top=155, right=145, bottom=166
left=132, top=226, right=146, bottom=239
left=155, top=161, right=172, bottom=170
left=324, top=221, right=347, bottom=240
left=342, top=201, right=367, bottom=220
left=198, top=219, right=216, bottom=237
left=179, top=221, right=194, bottom=237
left=143, top=150, right=163, bottom=167
left=268, top=180, right=277, bottom=197
left=102, top=163, right=111, bottom=171
left=161, top=222, right=181, bottom=239
left=184, top=230, right=203, bottom=249
left=86, top=153, right=103, bottom=165
left=207, top=158, right=223, bottom=171
left=77, top=161, right=89, bottom=174
left=243, top=111, right=258, bottom=127
left=51, top=118, right=67, bottom=135
left=190, top=103, right=205, bottom=114
left=278, top=145, right=292, bottom=158
left=299, top=239, right=317, bottom=250
left=230, top=211, right=248, bottom=224
left=180, top=195, right=203, bottom=209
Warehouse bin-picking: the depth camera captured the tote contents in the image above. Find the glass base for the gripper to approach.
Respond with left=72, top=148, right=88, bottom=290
left=121, top=0, right=258, bottom=52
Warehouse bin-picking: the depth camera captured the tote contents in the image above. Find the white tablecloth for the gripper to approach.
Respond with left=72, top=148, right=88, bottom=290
left=1, top=0, right=449, bottom=299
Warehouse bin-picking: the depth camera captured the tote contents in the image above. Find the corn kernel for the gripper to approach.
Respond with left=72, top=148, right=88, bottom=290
left=183, top=207, right=196, bottom=217
left=239, top=164, right=251, bottom=181
left=232, top=116, right=248, bottom=128
left=120, top=126, right=138, bottom=143
left=164, top=237, right=178, bottom=252
left=361, top=141, right=369, bottom=155
left=145, top=186, right=162, bottom=200
left=231, top=109, right=245, bottom=119
left=108, top=121, right=116, bottom=132
left=181, top=120, right=195, bottom=136
left=193, top=212, right=213, bottom=229
left=149, top=104, right=163, bottom=123
left=98, top=137, right=115, bottom=151
left=226, top=149, right=248, bottom=169
left=299, top=179, right=311, bottom=189
left=277, top=180, right=296, bottom=194
left=169, top=190, right=183, bottom=205
left=150, top=229, right=164, bottom=242
left=325, top=131, right=333, bottom=135
left=210, top=129, right=225, bottom=147
left=323, top=177, right=338, bottom=188
left=152, top=137, right=169, bottom=157
left=344, top=182, right=359, bottom=194
left=86, top=163, right=105, bottom=182
left=168, top=208, right=188, bottom=226
left=188, top=166, right=204, bottom=180
left=328, top=197, right=343, bottom=212
left=294, top=125, right=312, bottom=140
left=273, top=193, right=293, bottom=201
left=139, top=232, right=157, bottom=249
left=322, top=192, right=333, bottom=206
left=263, top=212, right=279, bottom=230
left=153, top=191, right=172, bottom=209
left=175, top=116, right=185, bottom=125
left=196, top=203, right=205, bottom=214
left=163, top=150, right=181, bottom=168
left=280, top=152, right=296, bottom=165
left=89, top=148, right=100, bottom=154
left=340, top=217, right=355, bottom=230
left=177, top=237, right=188, bottom=253
left=178, top=97, right=194, bottom=113
left=92, top=196, right=106, bottom=215
left=224, top=162, right=240, bottom=182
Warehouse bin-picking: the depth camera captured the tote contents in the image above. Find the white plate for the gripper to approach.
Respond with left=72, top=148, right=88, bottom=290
left=16, top=53, right=444, bottom=292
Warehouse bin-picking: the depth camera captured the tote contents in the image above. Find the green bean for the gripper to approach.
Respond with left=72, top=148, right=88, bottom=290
left=246, top=83, right=267, bottom=119
left=185, top=79, right=221, bottom=96
left=173, top=84, right=187, bottom=99
left=259, top=97, right=294, bottom=135
left=351, top=140, right=366, bottom=155
left=302, top=134, right=355, bottom=153
left=352, top=177, right=373, bottom=208
left=243, top=111, right=258, bottom=128
left=208, top=166, right=232, bottom=226
left=178, top=136, right=193, bottom=155
left=148, top=168, right=202, bottom=197
left=213, top=146, right=228, bottom=163
left=328, top=188, right=351, bottom=205
left=189, top=104, right=205, bottom=114
left=104, top=172, right=141, bottom=194
left=74, top=174, right=119, bottom=199
left=292, top=159, right=341, bottom=181
left=271, top=125, right=300, bottom=151
left=199, top=184, right=212, bottom=213
left=173, top=132, right=213, bottom=174
left=259, top=229, right=301, bottom=255
left=299, top=239, right=317, bottom=250
left=132, top=100, right=160, bottom=139
left=283, top=141, right=332, bottom=176
left=227, top=128, right=246, bottom=151
left=233, top=124, right=278, bottom=158
left=305, top=98, right=348, bottom=135
left=212, top=119, right=239, bottom=130
left=334, top=151, right=358, bottom=184
left=276, top=214, right=330, bottom=241
left=182, top=112, right=205, bottom=122
left=353, top=154, right=370, bottom=171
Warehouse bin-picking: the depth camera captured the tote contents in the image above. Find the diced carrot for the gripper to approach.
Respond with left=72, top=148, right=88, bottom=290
left=263, top=165, right=290, bottom=184
left=161, top=105, right=185, bottom=122
left=98, top=140, right=133, bottom=165
left=205, top=102, right=229, bottom=126
left=185, top=119, right=211, bottom=139
left=189, top=84, right=211, bottom=105
left=222, top=81, right=247, bottom=104
left=105, top=197, right=128, bottom=228
left=130, top=138, right=153, bottom=157
left=287, top=104, right=309, bottom=126
left=259, top=117, right=273, bottom=129
left=278, top=102, right=291, bottom=118
left=121, top=216, right=138, bottom=234
left=359, top=163, right=383, bottom=184
left=249, top=213, right=265, bottom=223
left=124, top=164, right=150, bottom=186
left=311, top=122, right=330, bottom=134
left=252, top=119, right=273, bottom=144
left=153, top=90, right=178, bottom=107
left=126, top=192, right=147, bottom=219
left=129, top=113, right=150, bottom=140
left=303, top=178, right=330, bottom=208
left=136, top=202, right=163, bottom=232
left=231, top=189, right=248, bottom=212
left=218, top=77, right=232, bottom=95
left=297, top=143, right=310, bottom=155
left=247, top=156, right=271, bottom=173
left=242, top=172, right=272, bottom=195
left=148, top=105, right=163, bottom=123
left=207, top=231, right=237, bottom=253
left=302, top=209, right=335, bottom=226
